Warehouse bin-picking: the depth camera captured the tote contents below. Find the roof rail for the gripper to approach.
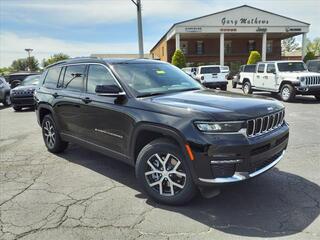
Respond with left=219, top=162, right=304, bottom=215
left=45, top=56, right=100, bottom=68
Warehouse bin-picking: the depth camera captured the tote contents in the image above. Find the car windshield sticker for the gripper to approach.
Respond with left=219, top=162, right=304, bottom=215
left=156, top=70, right=166, bottom=75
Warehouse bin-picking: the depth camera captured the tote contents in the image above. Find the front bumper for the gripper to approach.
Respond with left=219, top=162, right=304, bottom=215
left=199, top=150, right=285, bottom=183
left=295, top=85, right=320, bottom=95
left=188, top=122, right=289, bottom=186
left=10, top=95, right=35, bottom=107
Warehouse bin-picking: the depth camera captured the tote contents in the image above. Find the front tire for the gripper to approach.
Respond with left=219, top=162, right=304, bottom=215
left=314, top=95, right=320, bottom=101
left=220, top=85, right=227, bottom=91
left=280, top=84, right=295, bottom=102
left=13, top=106, right=22, bottom=111
left=42, top=114, right=68, bottom=153
left=136, top=138, right=197, bottom=205
left=242, top=81, right=252, bottom=95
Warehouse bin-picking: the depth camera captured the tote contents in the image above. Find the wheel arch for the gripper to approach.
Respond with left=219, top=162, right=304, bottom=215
left=130, top=123, right=188, bottom=165
left=37, top=103, right=54, bottom=125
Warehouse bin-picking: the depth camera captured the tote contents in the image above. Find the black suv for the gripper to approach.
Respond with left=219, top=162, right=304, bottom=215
left=35, top=58, right=289, bottom=205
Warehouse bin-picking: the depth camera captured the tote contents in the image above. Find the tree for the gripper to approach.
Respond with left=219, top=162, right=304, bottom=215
left=171, top=50, right=186, bottom=69
left=11, top=57, right=39, bottom=72
left=247, top=51, right=261, bottom=64
left=306, top=37, right=320, bottom=56
left=281, top=37, right=299, bottom=55
left=42, top=53, right=70, bottom=67
left=303, top=51, right=316, bottom=63
left=0, top=67, right=13, bottom=76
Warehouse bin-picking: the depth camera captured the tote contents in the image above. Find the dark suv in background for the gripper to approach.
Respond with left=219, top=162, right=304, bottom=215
left=35, top=58, right=289, bottom=205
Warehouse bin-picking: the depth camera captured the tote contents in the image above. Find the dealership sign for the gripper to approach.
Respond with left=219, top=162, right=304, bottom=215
left=221, top=17, right=269, bottom=26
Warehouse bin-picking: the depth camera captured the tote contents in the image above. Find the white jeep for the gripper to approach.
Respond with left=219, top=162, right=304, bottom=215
left=194, top=65, right=228, bottom=90
left=240, top=61, right=320, bottom=101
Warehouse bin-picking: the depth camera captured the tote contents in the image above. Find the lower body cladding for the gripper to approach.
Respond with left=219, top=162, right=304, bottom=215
left=295, top=85, right=320, bottom=95
left=10, top=96, right=35, bottom=108
left=189, top=122, right=289, bottom=186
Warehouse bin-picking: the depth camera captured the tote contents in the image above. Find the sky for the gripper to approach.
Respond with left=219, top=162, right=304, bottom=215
left=0, top=0, right=319, bottom=67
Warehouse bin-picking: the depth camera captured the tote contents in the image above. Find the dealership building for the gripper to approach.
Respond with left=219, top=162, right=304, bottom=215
left=150, top=5, right=310, bottom=69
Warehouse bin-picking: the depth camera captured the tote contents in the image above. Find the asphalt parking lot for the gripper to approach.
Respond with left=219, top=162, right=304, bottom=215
left=0, top=85, right=319, bottom=240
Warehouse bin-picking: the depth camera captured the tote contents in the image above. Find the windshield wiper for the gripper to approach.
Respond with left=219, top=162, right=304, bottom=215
left=137, top=92, right=166, bottom=98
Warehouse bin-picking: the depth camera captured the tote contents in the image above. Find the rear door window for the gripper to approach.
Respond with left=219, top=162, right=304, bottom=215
left=266, top=64, right=276, bottom=73
left=257, top=64, right=265, bottom=73
left=63, top=65, right=86, bottom=92
left=43, top=67, right=62, bottom=89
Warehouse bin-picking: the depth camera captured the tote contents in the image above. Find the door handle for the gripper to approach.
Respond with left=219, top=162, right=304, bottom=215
left=263, top=76, right=268, bottom=79
left=81, top=97, right=92, bottom=104
left=53, top=92, right=59, bottom=98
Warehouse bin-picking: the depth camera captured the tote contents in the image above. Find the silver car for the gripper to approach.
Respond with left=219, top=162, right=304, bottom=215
left=0, top=77, right=11, bottom=106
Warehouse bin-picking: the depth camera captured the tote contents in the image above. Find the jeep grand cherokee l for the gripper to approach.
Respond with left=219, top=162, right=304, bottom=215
left=35, top=58, right=289, bottom=205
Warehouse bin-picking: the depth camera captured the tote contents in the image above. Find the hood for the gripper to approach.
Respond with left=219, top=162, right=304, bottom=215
left=147, top=90, right=284, bottom=121
left=280, top=71, right=320, bottom=79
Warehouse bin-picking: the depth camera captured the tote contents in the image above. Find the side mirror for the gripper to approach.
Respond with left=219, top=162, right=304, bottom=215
left=95, top=84, right=125, bottom=97
left=270, top=69, right=276, bottom=74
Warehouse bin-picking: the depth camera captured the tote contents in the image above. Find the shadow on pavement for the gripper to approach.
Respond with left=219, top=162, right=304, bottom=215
left=59, top=144, right=320, bottom=238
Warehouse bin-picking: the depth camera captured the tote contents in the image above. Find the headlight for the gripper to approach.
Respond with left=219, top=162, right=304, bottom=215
left=194, top=121, right=244, bottom=133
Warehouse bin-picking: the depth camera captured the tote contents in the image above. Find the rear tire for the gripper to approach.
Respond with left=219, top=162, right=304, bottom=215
left=13, top=106, right=22, bottom=111
left=3, top=94, right=11, bottom=107
left=42, top=114, right=68, bottom=153
left=220, top=85, right=227, bottom=91
left=280, top=84, right=295, bottom=102
left=135, top=138, right=197, bottom=205
left=242, top=81, right=252, bottom=95
left=232, top=82, right=237, bottom=88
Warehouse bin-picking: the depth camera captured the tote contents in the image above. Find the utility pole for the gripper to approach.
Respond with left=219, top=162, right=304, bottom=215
left=25, top=48, right=33, bottom=71
left=131, top=0, right=144, bottom=58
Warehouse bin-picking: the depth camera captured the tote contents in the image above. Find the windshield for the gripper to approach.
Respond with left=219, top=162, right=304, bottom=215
left=277, top=62, right=307, bottom=72
left=22, top=75, right=40, bottom=86
left=200, top=67, right=220, bottom=74
left=113, top=63, right=202, bottom=97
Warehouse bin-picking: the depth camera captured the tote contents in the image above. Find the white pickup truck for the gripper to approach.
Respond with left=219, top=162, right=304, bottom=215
left=194, top=65, right=228, bottom=90
left=240, top=60, right=320, bottom=101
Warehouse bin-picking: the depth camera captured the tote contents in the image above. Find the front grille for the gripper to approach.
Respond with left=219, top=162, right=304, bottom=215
left=247, top=110, right=285, bottom=137
left=305, top=76, right=320, bottom=86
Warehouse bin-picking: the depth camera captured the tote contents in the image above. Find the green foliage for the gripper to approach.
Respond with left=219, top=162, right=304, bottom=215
left=306, top=37, right=320, bottom=56
left=281, top=37, right=299, bottom=54
left=42, top=53, right=70, bottom=67
left=171, top=49, right=186, bottom=69
left=0, top=67, right=13, bottom=76
left=247, top=51, right=261, bottom=64
left=303, top=51, right=316, bottom=63
left=11, top=57, right=39, bottom=72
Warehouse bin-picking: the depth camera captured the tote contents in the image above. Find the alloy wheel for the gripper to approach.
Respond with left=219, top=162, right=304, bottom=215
left=145, top=153, right=186, bottom=196
left=281, top=87, right=290, bottom=101
left=43, top=120, right=56, bottom=148
left=243, top=84, right=249, bottom=94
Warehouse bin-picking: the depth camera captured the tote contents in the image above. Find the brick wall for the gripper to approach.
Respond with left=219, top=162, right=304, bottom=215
left=153, top=37, right=282, bottom=66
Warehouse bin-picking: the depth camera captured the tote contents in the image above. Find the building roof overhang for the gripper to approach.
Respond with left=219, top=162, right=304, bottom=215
left=150, top=5, right=310, bottom=52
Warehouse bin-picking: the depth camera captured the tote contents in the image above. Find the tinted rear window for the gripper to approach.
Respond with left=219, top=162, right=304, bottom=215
left=200, top=67, right=220, bottom=74
left=44, top=67, right=62, bottom=88
left=244, top=65, right=256, bottom=72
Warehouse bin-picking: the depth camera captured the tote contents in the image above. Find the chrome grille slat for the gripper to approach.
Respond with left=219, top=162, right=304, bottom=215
left=246, top=110, right=285, bottom=138
left=305, top=75, right=320, bottom=86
